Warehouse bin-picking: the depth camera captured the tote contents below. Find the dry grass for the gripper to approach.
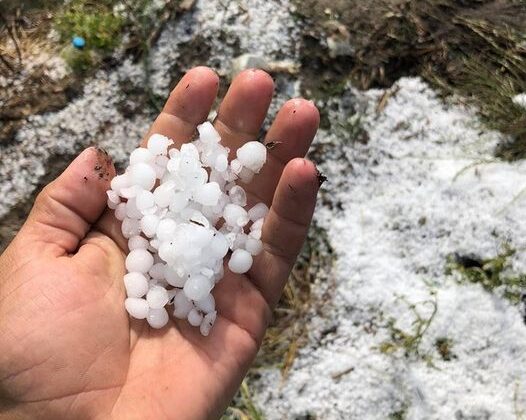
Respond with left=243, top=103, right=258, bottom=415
left=294, top=0, right=526, bottom=158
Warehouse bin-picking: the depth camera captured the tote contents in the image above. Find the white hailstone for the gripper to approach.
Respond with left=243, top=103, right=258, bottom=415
left=141, top=214, right=160, bottom=238
left=124, top=272, right=149, bottom=298
left=187, top=308, right=204, bottom=327
left=238, top=167, right=255, bottom=184
left=110, top=127, right=270, bottom=336
left=184, top=274, right=213, bottom=301
left=197, top=121, right=221, bottom=143
left=149, top=262, right=165, bottom=280
left=148, top=133, right=173, bottom=156
left=121, top=217, right=141, bottom=238
left=228, top=249, right=253, bottom=274
left=248, top=203, right=269, bottom=221
left=126, top=198, right=142, bottom=219
left=200, top=311, right=217, bottom=336
left=193, top=182, right=221, bottom=206
left=169, top=191, right=190, bottom=212
left=209, top=233, right=229, bottom=259
left=229, top=185, right=247, bottom=206
left=245, top=237, right=263, bottom=256
left=249, top=229, right=262, bottom=240
left=147, top=307, right=169, bottom=329
left=231, top=158, right=243, bottom=175
left=196, top=293, right=215, bottom=314
left=136, top=190, right=155, bottom=211
left=146, top=285, right=169, bottom=309
left=214, top=154, right=228, bottom=172
left=164, top=265, right=186, bottom=287
left=128, top=235, right=149, bottom=251
left=125, top=249, right=154, bottom=273
left=236, top=141, right=267, bottom=173
left=130, top=148, right=154, bottom=165
left=115, top=203, right=127, bottom=221
left=110, top=174, right=130, bottom=194
left=106, top=190, right=120, bottom=209
left=181, top=143, right=200, bottom=160
left=119, top=185, right=141, bottom=199
left=156, top=218, right=177, bottom=242
left=223, top=204, right=249, bottom=227
left=129, top=162, right=157, bottom=191
left=153, top=182, right=176, bottom=208
left=251, top=218, right=265, bottom=231
left=173, top=292, right=194, bottom=319
left=125, top=298, right=149, bottom=319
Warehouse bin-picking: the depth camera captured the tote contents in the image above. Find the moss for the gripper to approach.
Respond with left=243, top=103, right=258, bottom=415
left=446, top=245, right=526, bottom=304
left=54, top=0, right=124, bottom=53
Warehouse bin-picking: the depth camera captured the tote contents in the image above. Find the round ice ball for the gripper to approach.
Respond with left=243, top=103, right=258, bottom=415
left=124, top=272, right=149, bottom=298
left=141, top=214, right=160, bottom=238
left=125, top=249, right=154, bottom=273
left=193, top=182, right=221, bottom=206
left=148, top=134, right=173, bottom=156
left=196, top=293, right=215, bottom=314
left=223, top=204, right=249, bottom=227
left=115, top=203, right=127, bottom=221
left=125, top=298, right=149, bottom=319
left=128, top=235, right=150, bottom=251
left=164, top=265, right=186, bottom=288
left=110, top=174, right=130, bottom=194
left=184, top=274, right=213, bottom=301
left=136, top=190, right=155, bottom=211
left=146, top=285, right=169, bottom=309
left=130, top=147, right=154, bottom=165
left=147, top=307, right=169, bottom=329
left=197, top=121, right=221, bottom=143
left=209, top=233, right=229, bottom=259
left=129, top=162, right=157, bottom=191
left=187, top=308, right=204, bottom=327
left=228, top=249, right=253, bottom=274
left=200, top=311, right=217, bottom=336
left=248, top=203, right=269, bottom=221
left=245, top=237, right=263, bottom=256
left=236, top=141, right=267, bottom=172
left=173, top=292, right=194, bottom=319
left=122, top=217, right=141, bottom=238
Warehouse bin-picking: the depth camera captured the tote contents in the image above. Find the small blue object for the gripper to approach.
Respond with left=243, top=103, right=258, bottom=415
left=72, top=36, right=86, bottom=49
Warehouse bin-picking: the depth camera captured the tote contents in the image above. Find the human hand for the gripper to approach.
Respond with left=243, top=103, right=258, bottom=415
left=0, top=67, right=320, bottom=419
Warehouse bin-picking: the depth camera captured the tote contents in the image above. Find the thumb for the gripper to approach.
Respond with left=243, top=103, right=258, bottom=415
left=20, top=147, right=115, bottom=256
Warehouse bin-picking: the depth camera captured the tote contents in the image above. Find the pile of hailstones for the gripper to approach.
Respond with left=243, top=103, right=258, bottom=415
left=107, top=122, right=268, bottom=335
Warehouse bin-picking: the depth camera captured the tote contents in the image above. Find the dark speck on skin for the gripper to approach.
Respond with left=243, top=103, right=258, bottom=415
left=288, top=184, right=296, bottom=192
left=186, top=83, right=190, bottom=89
left=265, top=140, right=282, bottom=150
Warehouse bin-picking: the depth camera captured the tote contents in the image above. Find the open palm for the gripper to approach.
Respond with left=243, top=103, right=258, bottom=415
left=0, top=67, right=320, bottom=419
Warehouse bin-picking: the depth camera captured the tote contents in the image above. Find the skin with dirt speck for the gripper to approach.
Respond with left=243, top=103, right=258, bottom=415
left=0, top=67, right=320, bottom=419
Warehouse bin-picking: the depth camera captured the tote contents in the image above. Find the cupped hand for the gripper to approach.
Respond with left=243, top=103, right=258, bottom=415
left=0, top=67, right=320, bottom=419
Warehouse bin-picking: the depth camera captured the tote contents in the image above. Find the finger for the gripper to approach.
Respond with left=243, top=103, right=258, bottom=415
left=142, top=66, right=219, bottom=147
left=213, top=69, right=274, bottom=156
left=248, top=158, right=320, bottom=307
left=96, top=67, right=219, bottom=249
left=245, top=98, right=319, bottom=206
left=21, top=147, right=115, bottom=256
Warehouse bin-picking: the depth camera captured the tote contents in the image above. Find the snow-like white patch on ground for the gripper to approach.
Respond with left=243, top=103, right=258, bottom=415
left=255, top=78, right=526, bottom=419
left=513, top=93, right=526, bottom=110
left=0, top=0, right=298, bottom=218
